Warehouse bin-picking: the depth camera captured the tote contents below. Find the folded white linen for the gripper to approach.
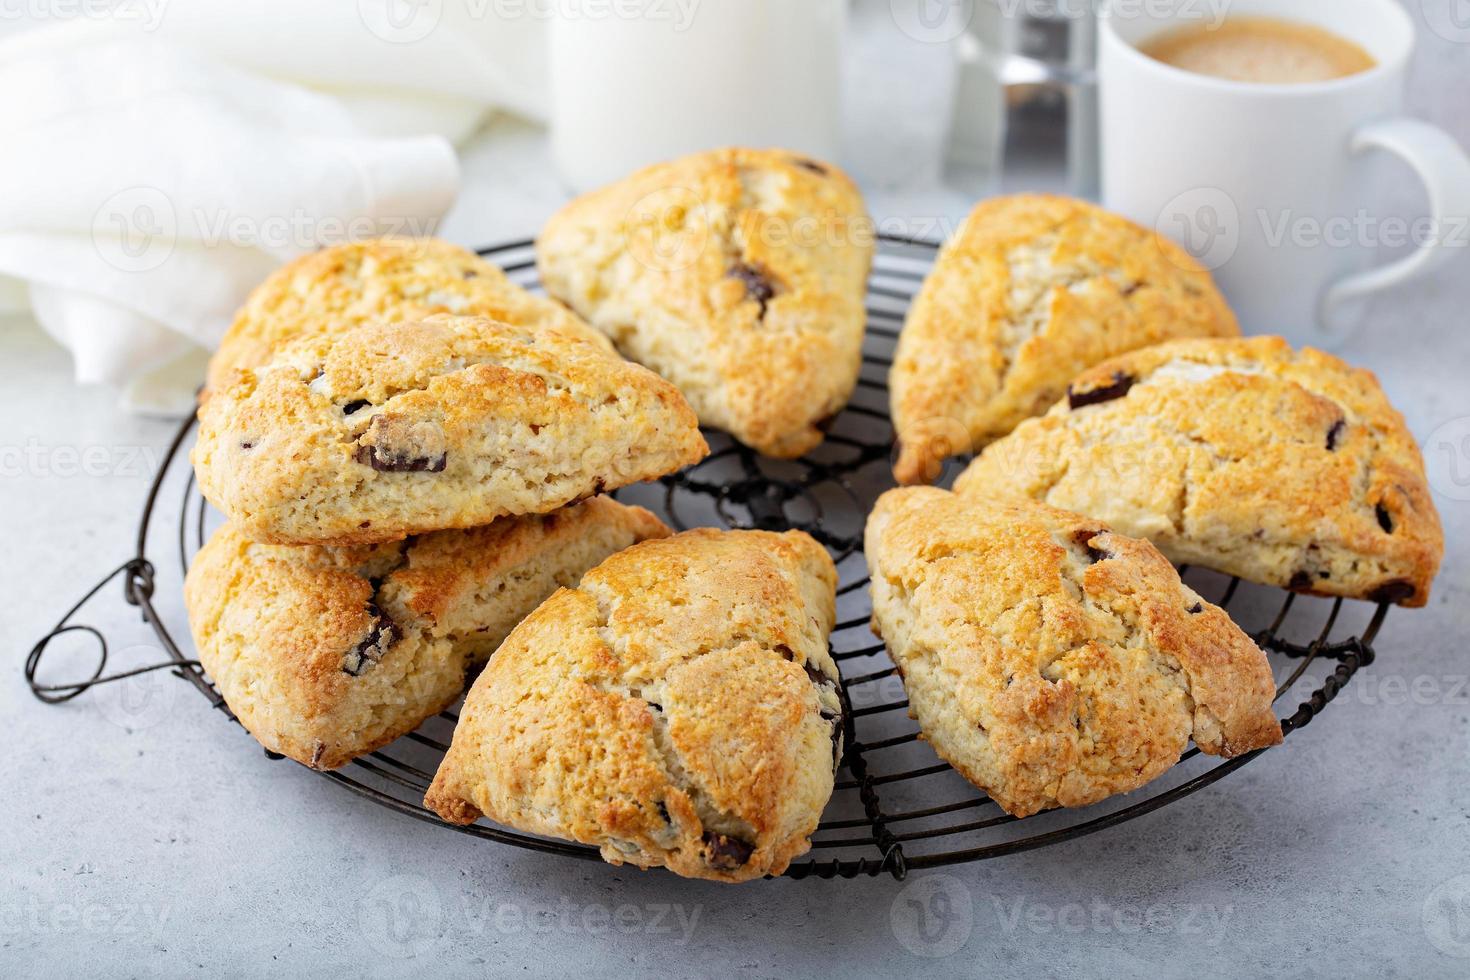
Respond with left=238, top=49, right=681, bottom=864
left=0, top=1, right=552, bottom=414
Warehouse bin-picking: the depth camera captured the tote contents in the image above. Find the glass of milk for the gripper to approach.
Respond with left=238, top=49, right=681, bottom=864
left=549, top=0, right=847, bottom=193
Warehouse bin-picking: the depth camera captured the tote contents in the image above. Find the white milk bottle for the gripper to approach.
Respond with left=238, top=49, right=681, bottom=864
left=549, top=0, right=846, bottom=192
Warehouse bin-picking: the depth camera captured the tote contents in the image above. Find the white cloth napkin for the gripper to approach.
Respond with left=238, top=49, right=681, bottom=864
left=0, top=1, right=552, bottom=415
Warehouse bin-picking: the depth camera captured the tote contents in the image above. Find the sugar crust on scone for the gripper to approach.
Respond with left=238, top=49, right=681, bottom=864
left=207, top=237, right=609, bottom=395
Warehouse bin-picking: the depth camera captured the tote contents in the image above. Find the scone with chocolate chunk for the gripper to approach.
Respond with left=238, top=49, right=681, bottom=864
left=183, top=498, right=670, bottom=770
left=425, top=528, right=843, bottom=883
left=865, top=488, right=1282, bottom=818
left=891, top=194, right=1238, bottom=484
left=193, top=314, right=707, bottom=546
left=537, top=148, right=874, bottom=459
left=953, top=336, right=1443, bottom=606
left=206, top=237, right=608, bottom=395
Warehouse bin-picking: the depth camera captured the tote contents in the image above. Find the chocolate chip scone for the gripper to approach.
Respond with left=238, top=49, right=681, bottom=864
left=206, top=237, right=608, bottom=395
left=866, top=488, right=1282, bottom=818
left=953, top=336, right=1443, bottom=607
left=425, top=528, right=842, bottom=883
left=537, top=147, right=874, bottom=459
left=891, top=194, right=1238, bottom=484
left=194, top=314, right=708, bottom=546
left=183, top=498, right=670, bottom=770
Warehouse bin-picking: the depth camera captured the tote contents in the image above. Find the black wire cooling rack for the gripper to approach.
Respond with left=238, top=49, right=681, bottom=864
left=28, top=234, right=1389, bottom=881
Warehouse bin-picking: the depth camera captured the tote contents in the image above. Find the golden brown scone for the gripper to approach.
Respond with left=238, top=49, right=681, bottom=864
left=183, top=498, right=670, bottom=770
left=537, top=148, right=874, bottom=458
left=193, top=314, right=707, bottom=546
left=891, top=194, right=1238, bottom=484
left=206, top=237, right=608, bottom=395
left=425, top=528, right=842, bottom=883
left=865, top=488, right=1282, bottom=818
left=953, top=336, right=1443, bottom=607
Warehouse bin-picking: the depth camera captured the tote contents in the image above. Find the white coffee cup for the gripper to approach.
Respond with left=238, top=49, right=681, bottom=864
left=1099, top=0, right=1470, bottom=345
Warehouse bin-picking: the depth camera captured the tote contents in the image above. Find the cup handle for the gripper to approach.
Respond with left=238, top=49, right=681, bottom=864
left=1322, top=117, right=1470, bottom=323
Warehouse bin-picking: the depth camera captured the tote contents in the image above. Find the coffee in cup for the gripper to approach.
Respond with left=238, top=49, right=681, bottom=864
left=1140, top=16, right=1376, bottom=85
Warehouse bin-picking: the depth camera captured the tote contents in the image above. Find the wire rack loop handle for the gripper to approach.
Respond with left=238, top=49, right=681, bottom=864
left=26, top=558, right=200, bottom=704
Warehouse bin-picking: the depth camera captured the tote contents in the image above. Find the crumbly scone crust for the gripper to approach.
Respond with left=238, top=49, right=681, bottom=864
left=865, top=488, right=1282, bottom=818
left=425, top=528, right=843, bottom=883
left=183, top=498, right=670, bottom=770
left=193, top=314, right=708, bottom=546
left=537, top=147, right=875, bottom=458
left=891, top=194, right=1239, bottom=484
left=953, top=336, right=1443, bottom=607
left=206, top=237, right=609, bottom=395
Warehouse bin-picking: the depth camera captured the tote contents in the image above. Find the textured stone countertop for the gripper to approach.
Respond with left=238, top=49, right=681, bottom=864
left=4, top=2, right=1468, bottom=976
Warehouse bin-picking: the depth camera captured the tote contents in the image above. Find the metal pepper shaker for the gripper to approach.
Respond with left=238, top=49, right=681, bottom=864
left=944, top=0, right=1099, bottom=198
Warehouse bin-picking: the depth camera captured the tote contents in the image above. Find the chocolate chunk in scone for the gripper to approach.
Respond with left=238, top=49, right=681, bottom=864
left=353, top=414, right=448, bottom=473
left=1067, top=371, right=1135, bottom=410
left=341, top=608, right=399, bottom=677
left=702, top=833, right=756, bottom=872
left=727, top=262, right=779, bottom=319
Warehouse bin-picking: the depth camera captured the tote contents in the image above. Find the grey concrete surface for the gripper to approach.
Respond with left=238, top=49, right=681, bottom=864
left=4, top=2, right=1469, bottom=977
